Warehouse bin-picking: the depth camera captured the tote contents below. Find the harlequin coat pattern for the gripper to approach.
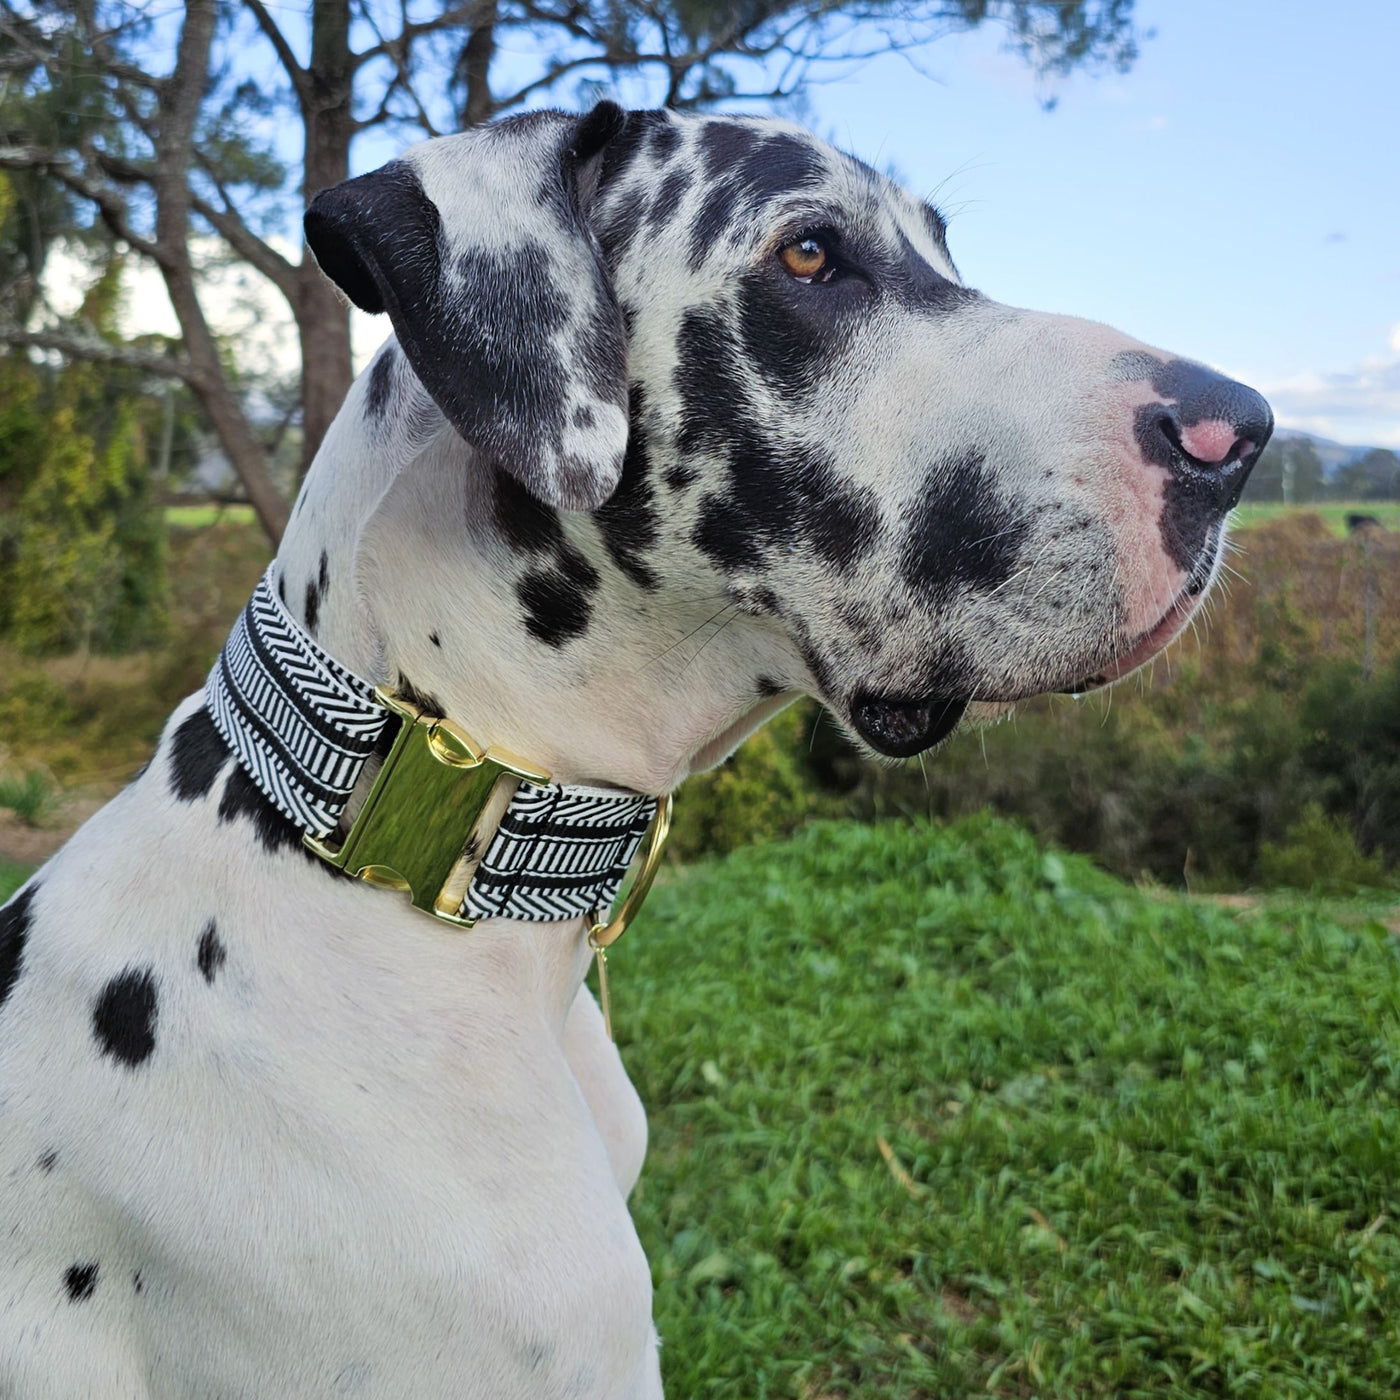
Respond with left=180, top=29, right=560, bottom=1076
left=0, top=103, right=1270, bottom=1398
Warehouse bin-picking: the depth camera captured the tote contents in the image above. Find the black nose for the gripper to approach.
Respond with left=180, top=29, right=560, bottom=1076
left=1137, top=360, right=1274, bottom=513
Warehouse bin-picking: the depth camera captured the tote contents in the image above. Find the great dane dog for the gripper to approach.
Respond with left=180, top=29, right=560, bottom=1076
left=0, top=103, right=1269, bottom=1398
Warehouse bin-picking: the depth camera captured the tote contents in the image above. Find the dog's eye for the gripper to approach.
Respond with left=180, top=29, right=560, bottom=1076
left=779, top=236, right=832, bottom=283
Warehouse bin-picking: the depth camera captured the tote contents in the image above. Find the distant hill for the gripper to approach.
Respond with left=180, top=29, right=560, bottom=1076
left=1270, top=427, right=1388, bottom=478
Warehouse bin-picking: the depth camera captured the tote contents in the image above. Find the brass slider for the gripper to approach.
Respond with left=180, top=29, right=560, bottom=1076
left=305, top=687, right=549, bottom=927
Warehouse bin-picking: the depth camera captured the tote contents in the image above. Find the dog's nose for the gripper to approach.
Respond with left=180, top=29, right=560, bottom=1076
left=1142, top=364, right=1274, bottom=512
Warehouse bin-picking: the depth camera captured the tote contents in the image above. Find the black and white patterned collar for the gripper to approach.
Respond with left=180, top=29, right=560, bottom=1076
left=205, top=565, right=661, bottom=926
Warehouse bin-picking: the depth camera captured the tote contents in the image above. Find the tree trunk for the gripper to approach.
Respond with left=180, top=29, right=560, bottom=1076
left=297, top=0, right=357, bottom=476
left=461, top=0, right=498, bottom=127
left=157, top=0, right=291, bottom=542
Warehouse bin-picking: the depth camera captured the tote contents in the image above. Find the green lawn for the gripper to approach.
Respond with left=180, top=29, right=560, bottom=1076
left=164, top=502, right=258, bottom=528
left=0, top=859, right=30, bottom=903
left=621, top=817, right=1400, bottom=1398
left=6, top=819, right=1398, bottom=1395
left=1234, top=500, right=1400, bottom=536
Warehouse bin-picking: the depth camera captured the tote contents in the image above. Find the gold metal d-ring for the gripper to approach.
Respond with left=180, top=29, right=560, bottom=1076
left=587, top=793, right=673, bottom=952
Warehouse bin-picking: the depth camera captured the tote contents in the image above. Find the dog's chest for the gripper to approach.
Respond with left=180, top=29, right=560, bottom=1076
left=0, top=758, right=656, bottom=1399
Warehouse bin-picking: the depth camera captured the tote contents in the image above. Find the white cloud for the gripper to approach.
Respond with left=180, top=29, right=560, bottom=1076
left=1262, top=335, right=1400, bottom=448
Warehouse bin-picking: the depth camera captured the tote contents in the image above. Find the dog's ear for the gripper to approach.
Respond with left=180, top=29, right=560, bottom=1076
left=304, top=104, right=630, bottom=511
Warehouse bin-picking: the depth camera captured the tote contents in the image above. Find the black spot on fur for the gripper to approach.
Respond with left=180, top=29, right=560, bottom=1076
left=168, top=708, right=229, bottom=802
left=647, top=168, right=691, bottom=231
left=37, top=1149, right=57, bottom=1173
left=733, top=264, right=871, bottom=403
left=516, top=563, right=599, bottom=647
left=756, top=675, right=784, bottom=698
left=665, top=463, right=697, bottom=492
left=596, top=109, right=663, bottom=190
left=394, top=674, right=445, bottom=720
left=64, top=1263, right=98, bottom=1302
left=429, top=631, right=441, bottom=647
left=920, top=202, right=949, bottom=249
left=677, top=308, right=879, bottom=576
left=304, top=549, right=330, bottom=635
left=690, top=128, right=825, bottom=267
left=277, top=575, right=287, bottom=603
left=572, top=405, right=595, bottom=429
left=593, top=385, right=661, bottom=590
left=366, top=345, right=397, bottom=420
left=197, top=921, right=226, bottom=984
left=649, top=119, right=681, bottom=159
left=132, top=1270, right=143, bottom=1295
left=900, top=451, right=1029, bottom=602
left=493, top=470, right=565, bottom=555
left=217, top=767, right=322, bottom=863
left=92, top=968, right=158, bottom=1068
left=306, top=160, right=626, bottom=506
left=0, top=883, right=36, bottom=1015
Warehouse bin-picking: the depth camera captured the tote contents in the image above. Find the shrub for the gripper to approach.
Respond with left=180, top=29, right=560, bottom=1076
left=1257, top=803, right=1392, bottom=893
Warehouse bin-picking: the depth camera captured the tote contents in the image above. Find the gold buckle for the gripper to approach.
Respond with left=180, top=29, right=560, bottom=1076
left=305, top=687, right=549, bottom=926
left=586, top=793, right=673, bottom=951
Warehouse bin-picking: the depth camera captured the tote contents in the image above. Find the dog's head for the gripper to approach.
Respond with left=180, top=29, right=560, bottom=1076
left=305, top=103, right=1271, bottom=766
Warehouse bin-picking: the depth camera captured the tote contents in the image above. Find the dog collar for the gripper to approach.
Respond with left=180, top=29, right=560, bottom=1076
left=205, top=565, right=671, bottom=938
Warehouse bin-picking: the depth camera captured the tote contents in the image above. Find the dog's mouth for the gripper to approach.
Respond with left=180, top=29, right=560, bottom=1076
left=1057, top=574, right=1208, bottom=694
left=847, top=571, right=1213, bottom=756
left=849, top=692, right=970, bottom=758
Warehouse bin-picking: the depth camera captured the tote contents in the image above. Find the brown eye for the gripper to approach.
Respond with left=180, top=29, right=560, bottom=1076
left=779, top=236, right=830, bottom=282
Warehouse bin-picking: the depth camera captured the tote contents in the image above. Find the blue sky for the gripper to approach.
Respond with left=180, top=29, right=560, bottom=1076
left=791, top=0, right=1400, bottom=446
left=118, top=0, right=1396, bottom=447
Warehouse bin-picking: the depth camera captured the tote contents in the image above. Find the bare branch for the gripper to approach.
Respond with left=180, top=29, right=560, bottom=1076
left=352, top=3, right=475, bottom=69
left=189, top=192, right=299, bottom=297
left=352, top=0, right=443, bottom=138
left=241, top=0, right=310, bottom=101
left=0, top=325, right=203, bottom=384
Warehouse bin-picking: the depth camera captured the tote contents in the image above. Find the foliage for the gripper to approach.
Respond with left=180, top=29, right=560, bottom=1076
left=1, top=0, right=1142, bottom=539
left=671, top=702, right=838, bottom=861
left=1257, top=804, right=1390, bottom=895
left=0, top=264, right=170, bottom=654
left=1245, top=438, right=1400, bottom=506
left=0, top=859, right=28, bottom=902
left=0, top=765, right=57, bottom=825
left=0, top=510, right=268, bottom=781
left=620, top=816, right=1400, bottom=1397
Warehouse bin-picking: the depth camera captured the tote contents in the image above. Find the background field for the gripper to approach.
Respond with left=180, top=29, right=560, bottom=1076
left=623, top=818, right=1400, bottom=1397
left=2, top=507, right=1398, bottom=1398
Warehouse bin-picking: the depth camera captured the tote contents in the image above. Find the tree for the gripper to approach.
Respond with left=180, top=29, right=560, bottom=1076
left=1335, top=448, right=1400, bottom=502
left=0, top=258, right=173, bottom=652
left=0, top=0, right=1140, bottom=544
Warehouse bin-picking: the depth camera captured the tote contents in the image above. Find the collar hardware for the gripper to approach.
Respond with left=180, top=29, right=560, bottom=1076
left=304, top=687, right=552, bottom=927
left=209, top=565, right=668, bottom=933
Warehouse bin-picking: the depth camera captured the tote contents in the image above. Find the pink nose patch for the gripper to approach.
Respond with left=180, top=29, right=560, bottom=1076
left=1179, top=419, right=1247, bottom=466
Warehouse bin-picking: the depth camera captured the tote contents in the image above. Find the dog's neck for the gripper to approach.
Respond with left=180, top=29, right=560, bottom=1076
left=276, top=345, right=796, bottom=795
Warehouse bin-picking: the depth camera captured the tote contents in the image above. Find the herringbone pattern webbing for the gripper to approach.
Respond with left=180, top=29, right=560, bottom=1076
left=207, top=565, right=658, bottom=923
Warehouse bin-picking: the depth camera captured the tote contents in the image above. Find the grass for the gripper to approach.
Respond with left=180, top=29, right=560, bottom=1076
left=1234, top=500, right=1400, bottom=536
left=0, top=768, right=57, bottom=826
left=5, top=811, right=1398, bottom=1395
left=163, top=502, right=258, bottom=528
left=0, top=859, right=31, bottom=903
left=618, top=816, right=1400, bottom=1398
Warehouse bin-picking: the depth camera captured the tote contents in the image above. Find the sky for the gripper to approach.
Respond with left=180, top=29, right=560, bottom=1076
left=796, top=0, right=1400, bottom=446
left=68, top=0, right=1400, bottom=448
